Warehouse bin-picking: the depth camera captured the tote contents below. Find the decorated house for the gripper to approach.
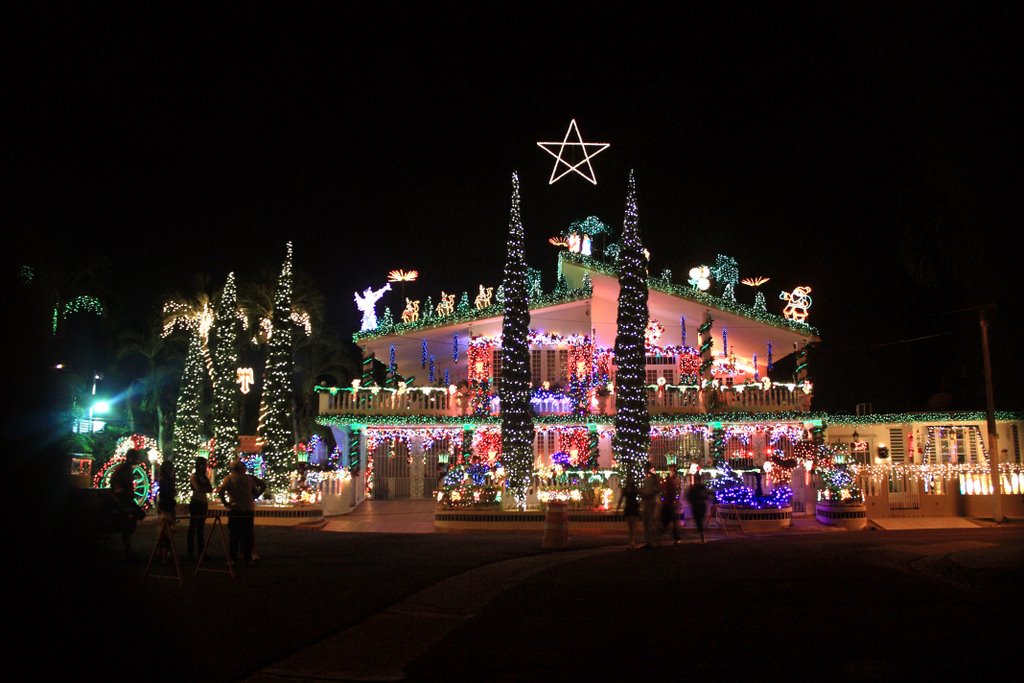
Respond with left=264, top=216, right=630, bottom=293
left=314, top=166, right=1023, bottom=522
left=317, top=231, right=824, bottom=509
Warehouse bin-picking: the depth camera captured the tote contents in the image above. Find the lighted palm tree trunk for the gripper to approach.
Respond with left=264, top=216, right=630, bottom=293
left=500, top=173, right=534, bottom=509
left=258, top=242, right=296, bottom=492
left=613, top=171, right=650, bottom=487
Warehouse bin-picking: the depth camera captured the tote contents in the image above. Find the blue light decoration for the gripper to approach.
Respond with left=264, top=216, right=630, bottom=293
left=444, top=369, right=450, bottom=387
left=767, top=342, right=774, bottom=372
left=467, top=461, right=491, bottom=486
left=421, top=340, right=428, bottom=369
left=722, top=327, right=728, bottom=356
left=453, top=334, right=459, bottom=363
left=680, top=315, right=686, bottom=347
left=707, top=462, right=792, bottom=509
left=551, top=451, right=571, bottom=466
left=429, top=355, right=436, bottom=383
left=389, top=345, right=396, bottom=375
left=753, top=353, right=759, bottom=381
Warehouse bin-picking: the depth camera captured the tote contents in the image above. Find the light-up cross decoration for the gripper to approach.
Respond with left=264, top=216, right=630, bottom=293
left=537, top=119, right=610, bottom=185
left=237, top=367, right=254, bottom=394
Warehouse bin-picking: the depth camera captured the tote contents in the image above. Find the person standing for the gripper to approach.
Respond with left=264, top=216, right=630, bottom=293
left=156, top=461, right=177, bottom=563
left=616, top=478, right=641, bottom=549
left=659, top=464, right=683, bottom=544
left=110, top=449, right=146, bottom=560
left=686, top=474, right=713, bottom=544
left=638, top=463, right=661, bottom=548
left=216, top=459, right=266, bottom=564
left=187, top=457, right=212, bottom=558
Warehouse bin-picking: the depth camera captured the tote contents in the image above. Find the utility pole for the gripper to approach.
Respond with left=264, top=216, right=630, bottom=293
left=979, top=307, right=1003, bottom=523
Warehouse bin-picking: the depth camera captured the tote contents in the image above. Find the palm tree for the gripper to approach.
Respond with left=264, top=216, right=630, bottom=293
left=161, top=274, right=219, bottom=382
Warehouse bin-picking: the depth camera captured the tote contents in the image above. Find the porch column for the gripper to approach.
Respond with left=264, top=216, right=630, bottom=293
left=409, top=433, right=425, bottom=499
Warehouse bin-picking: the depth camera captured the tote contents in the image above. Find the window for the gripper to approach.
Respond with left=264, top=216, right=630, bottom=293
left=531, top=350, right=541, bottom=387
left=492, top=349, right=502, bottom=388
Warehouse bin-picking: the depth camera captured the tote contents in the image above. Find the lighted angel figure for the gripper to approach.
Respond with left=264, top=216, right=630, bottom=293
left=780, top=286, right=813, bottom=323
left=401, top=298, right=421, bottom=324
left=436, top=291, right=455, bottom=317
left=474, top=285, right=493, bottom=310
left=354, top=283, right=392, bottom=331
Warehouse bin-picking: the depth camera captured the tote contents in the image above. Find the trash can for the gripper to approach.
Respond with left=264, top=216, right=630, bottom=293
left=542, top=501, right=569, bottom=549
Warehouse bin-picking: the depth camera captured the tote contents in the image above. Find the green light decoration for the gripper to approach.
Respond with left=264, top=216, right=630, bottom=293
left=348, top=426, right=362, bottom=475
left=212, top=272, right=241, bottom=475
left=53, top=294, right=104, bottom=335
left=612, top=171, right=650, bottom=489
left=793, top=343, right=809, bottom=385
left=456, top=292, right=472, bottom=316
left=97, top=460, right=153, bottom=509
left=604, top=242, right=620, bottom=265
left=500, top=172, right=534, bottom=509
left=352, top=287, right=590, bottom=342
left=258, top=242, right=296, bottom=492
left=754, top=290, right=767, bottom=313
left=171, top=332, right=209, bottom=483
left=527, top=267, right=543, bottom=299
left=709, top=426, right=727, bottom=463
left=568, top=216, right=610, bottom=237
left=711, top=254, right=739, bottom=301
left=559, top=251, right=818, bottom=336
left=63, top=294, right=104, bottom=317
left=379, top=306, right=394, bottom=329
left=827, top=411, right=1023, bottom=425
left=698, top=313, right=715, bottom=381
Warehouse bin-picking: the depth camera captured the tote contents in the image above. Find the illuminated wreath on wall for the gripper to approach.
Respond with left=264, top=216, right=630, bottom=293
left=93, top=435, right=162, bottom=509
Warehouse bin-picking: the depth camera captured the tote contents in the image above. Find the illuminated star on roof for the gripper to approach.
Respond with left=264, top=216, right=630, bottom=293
left=537, top=119, right=610, bottom=185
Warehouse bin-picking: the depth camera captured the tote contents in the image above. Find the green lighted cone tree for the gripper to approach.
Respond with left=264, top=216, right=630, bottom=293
left=500, top=172, right=533, bottom=509
left=613, top=171, right=650, bottom=488
left=212, top=272, right=240, bottom=473
left=172, top=331, right=208, bottom=488
left=258, top=242, right=296, bottom=492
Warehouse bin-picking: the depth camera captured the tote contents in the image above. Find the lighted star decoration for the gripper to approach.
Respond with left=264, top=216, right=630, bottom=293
left=537, top=119, right=610, bottom=185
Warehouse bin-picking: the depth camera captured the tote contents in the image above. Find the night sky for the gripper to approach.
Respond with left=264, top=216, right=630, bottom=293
left=5, top=3, right=1022, bottom=412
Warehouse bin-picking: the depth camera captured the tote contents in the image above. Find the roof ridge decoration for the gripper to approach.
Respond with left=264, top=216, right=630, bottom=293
left=560, top=251, right=820, bottom=336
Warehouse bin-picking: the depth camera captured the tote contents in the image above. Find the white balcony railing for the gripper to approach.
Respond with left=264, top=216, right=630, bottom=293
left=319, top=385, right=811, bottom=418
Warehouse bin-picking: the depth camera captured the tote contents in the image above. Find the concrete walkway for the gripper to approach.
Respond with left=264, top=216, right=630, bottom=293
left=870, top=516, right=983, bottom=530
left=322, top=499, right=437, bottom=534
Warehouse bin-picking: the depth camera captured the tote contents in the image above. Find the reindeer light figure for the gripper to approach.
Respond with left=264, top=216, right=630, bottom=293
left=436, top=291, right=455, bottom=317
left=780, top=286, right=813, bottom=323
left=474, top=285, right=493, bottom=310
left=401, top=298, right=421, bottom=324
